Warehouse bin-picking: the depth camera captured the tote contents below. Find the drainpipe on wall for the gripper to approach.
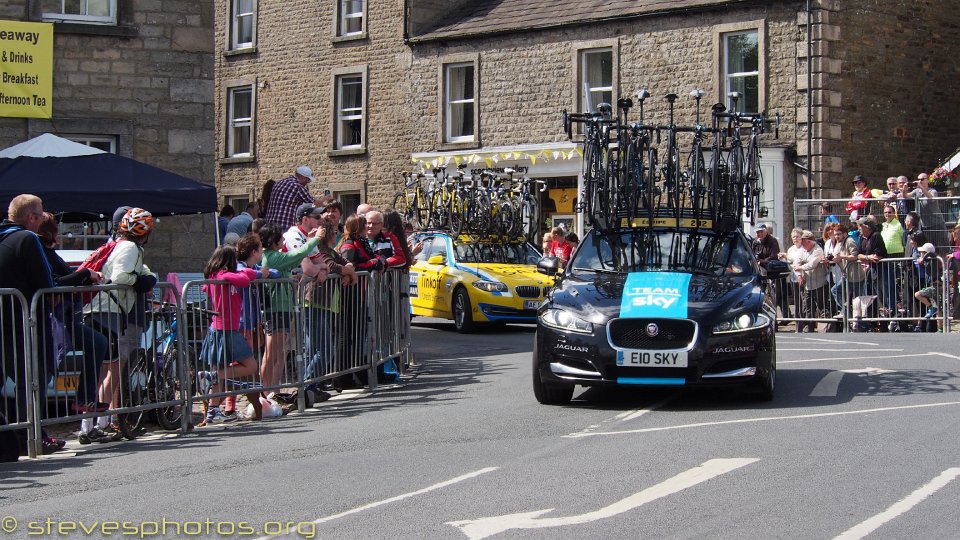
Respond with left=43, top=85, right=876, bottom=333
left=806, top=0, right=813, bottom=199
left=403, top=0, right=410, bottom=43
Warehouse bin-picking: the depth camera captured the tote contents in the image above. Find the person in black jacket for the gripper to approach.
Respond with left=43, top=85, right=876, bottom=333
left=36, top=213, right=111, bottom=421
left=0, top=194, right=58, bottom=454
left=856, top=216, right=887, bottom=295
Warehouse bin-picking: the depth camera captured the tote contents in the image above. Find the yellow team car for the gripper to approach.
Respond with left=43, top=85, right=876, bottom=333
left=409, top=232, right=554, bottom=332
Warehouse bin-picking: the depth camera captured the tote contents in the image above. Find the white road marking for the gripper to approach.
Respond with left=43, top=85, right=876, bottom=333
left=779, top=349, right=901, bottom=352
left=782, top=353, right=932, bottom=364
left=832, top=468, right=960, bottom=540
left=446, top=458, right=758, bottom=539
left=809, top=371, right=846, bottom=397
left=929, top=352, right=960, bottom=361
left=618, top=396, right=675, bottom=422
left=809, top=368, right=895, bottom=397
left=793, top=337, right=880, bottom=346
left=563, top=401, right=960, bottom=438
left=571, top=396, right=676, bottom=436
left=254, top=467, right=498, bottom=538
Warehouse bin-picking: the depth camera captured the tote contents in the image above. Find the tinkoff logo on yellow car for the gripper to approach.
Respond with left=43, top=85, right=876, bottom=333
left=408, top=232, right=553, bottom=333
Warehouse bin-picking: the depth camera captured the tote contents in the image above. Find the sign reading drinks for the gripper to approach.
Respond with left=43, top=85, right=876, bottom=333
left=0, top=20, right=53, bottom=119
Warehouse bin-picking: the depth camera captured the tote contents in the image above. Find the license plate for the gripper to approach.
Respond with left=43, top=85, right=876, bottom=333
left=55, top=374, right=80, bottom=392
left=524, top=300, right=540, bottom=310
left=617, top=350, right=688, bottom=367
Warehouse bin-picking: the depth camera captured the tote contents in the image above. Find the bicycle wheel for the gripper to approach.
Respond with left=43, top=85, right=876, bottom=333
left=449, top=190, right=466, bottom=237
left=471, top=190, right=491, bottom=237
left=154, top=345, right=195, bottom=431
left=392, top=190, right=419, bottom=228
left=116, top=349, right=149, bottom=439
left=522, top=196, right=539, bottom=240
left=497, top=201, right=514, bottom=238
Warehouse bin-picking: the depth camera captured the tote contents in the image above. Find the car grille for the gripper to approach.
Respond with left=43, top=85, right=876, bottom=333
left=515, top=285, right=542, bottom=298
left=607, top=318, right=696, bottom=350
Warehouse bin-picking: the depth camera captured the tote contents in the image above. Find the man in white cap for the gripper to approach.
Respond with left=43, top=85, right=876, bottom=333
left=263, top=165, right=326, bottom=229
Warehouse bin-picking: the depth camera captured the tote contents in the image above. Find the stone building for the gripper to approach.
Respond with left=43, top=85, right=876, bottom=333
left=0, top=1, right=216, bottom=276
left=215, top=0, right=960, bottom=236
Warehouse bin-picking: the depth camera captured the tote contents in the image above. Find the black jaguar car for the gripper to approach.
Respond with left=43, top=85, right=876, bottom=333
left=533, top=226, right=783, bottom=404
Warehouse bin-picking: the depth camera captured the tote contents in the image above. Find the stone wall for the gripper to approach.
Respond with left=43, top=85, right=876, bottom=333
left=215, top=0, right=418, bottom=212
left=0, top=0, right=217, bottom=277
left=822, top=0, right=960, bottom=191
left=407, top=3, right=800, bottom=154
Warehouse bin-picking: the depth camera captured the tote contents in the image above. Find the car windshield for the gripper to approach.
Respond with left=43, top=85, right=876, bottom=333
left=454, top=242, right=541, bottom=264
left=570, top=229, right=755, bottom=277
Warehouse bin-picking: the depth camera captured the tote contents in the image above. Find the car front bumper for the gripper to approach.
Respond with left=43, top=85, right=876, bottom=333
left=535, top=319, right=775, bottom=388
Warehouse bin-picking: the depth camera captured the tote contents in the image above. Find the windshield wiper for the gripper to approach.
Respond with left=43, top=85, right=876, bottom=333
left=572, top=267, right=625, bottom=275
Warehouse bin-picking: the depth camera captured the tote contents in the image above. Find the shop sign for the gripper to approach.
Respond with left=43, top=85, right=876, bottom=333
left=0, top=20, right=53, bottom=119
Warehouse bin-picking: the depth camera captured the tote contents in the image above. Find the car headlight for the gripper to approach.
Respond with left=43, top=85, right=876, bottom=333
left=471, top=280, right=508, bottom=293
left=713, top=313, right=770, bottom=334
left=540, top=308, right=593, bottom=334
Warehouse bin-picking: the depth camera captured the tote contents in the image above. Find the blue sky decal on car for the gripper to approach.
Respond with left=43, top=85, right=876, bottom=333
left=619, top=272, right=692, bottom=319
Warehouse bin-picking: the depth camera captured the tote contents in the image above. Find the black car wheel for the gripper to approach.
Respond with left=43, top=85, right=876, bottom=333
left=453, top=287, right=476, bottom=333
left=532, top=340, right=574, bottom=405
left=751, top=343, right=776, bottom=401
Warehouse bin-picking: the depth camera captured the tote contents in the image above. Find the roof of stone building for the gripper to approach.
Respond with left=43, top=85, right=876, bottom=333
left=411, top=0, right=764, bottom=42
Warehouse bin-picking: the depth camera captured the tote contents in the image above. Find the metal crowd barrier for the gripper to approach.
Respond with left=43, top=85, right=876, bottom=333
left=5, top=270, right=411, bottom=459
left=0, top=289, right=34, bottom=456
left=182, top=270, right=411, bottom=420
left=26, top=283, right=186, bottom=457
left=794, top=197, right=960, bottom=253
left=771, top=256, right=951, bottom=333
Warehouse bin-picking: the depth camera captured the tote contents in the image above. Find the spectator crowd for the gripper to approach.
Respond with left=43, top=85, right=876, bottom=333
left=0, top=165, right=419, bottom=461
left=754, top=172, right=960, bottom=334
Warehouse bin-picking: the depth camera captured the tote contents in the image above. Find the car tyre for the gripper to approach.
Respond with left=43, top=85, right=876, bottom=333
left=453, top=287, right=476, bottom=333
left=532, top=340, right=574, bottom=405
left=750, top=346, right=776, bottom=402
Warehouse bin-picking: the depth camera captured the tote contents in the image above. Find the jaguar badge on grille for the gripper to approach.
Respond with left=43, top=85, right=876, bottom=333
left=645, top=323, right=659, bottom=337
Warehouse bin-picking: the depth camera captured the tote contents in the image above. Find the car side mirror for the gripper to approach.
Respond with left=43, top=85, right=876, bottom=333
left=537, top=256, right=560, bottom=276
left=427, top=254, right=445, bottom=265
left=764, top=260, right=789, bottom=280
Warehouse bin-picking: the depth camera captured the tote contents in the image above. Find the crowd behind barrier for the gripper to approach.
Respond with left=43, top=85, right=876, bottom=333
left=1, top=270, right=409, bottom=458
left=794, top=197, right=960, bottom=254
left=769, top=256, right=952, bottom=333
left=768, top=195, right=960, bottom=333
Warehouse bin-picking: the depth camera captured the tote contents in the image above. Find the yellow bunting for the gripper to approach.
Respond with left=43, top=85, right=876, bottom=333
left=529, top=154, right=538, bottom=165
left=484, top=158, right=493, bottom=168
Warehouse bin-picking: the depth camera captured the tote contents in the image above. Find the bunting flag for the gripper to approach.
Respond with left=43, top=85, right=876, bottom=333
left=409, top=146, right=581, bottom=169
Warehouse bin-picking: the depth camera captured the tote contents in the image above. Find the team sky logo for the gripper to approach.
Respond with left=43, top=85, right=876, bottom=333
left=620, top=272, right=692, bottom=319
left=628, top=287, right=683, bottom=309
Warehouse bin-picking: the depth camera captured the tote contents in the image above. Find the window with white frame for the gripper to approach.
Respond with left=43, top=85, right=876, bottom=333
left=226, top=85, right=254, bottom=158
left=444, top=62, right=476, bottom=143
left=723, top=30, right=759, bottom=113
left=230, top=0, right=255, bottom=50
left=64, top=135, right=116, bottom=153
left=335, top=74, right=364, bottom=150
left=41, top=0, right=117, bottom=24
left=337, top=0, right=364, bottom=37
left=580, top=48, right=612, bottom=113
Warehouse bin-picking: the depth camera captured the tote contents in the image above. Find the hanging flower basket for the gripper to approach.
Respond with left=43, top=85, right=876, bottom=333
left=929, top=166, right=957, bottom=190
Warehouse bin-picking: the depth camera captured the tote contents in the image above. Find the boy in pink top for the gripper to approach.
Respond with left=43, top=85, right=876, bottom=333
left=198, top=245, right=269, bottom=424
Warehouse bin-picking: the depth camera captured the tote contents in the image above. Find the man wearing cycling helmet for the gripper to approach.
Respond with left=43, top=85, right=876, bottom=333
left=82, top=207, right=158, bottom=443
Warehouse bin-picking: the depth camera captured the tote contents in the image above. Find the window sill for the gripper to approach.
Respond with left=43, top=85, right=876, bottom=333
left=47, top=22, right=137, bottom=38
left=328, top=147, right=367, bottom=158
left=219, top=156, right=256, bottom=165
left=223, top=47, right=257, bottom=57
left=332, top=32, right=368, bottom=44
left=437, top=141, right=480, bottom=151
